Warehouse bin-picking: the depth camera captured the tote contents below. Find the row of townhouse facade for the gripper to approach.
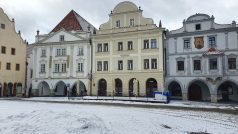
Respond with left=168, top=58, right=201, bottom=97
left=0, top=8, right=27, bottom=97
left=1, top=1, right=237, bottom=103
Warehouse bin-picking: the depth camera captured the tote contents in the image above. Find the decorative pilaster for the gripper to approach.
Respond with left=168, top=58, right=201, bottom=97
left=225, top=32, right=228, bottom=49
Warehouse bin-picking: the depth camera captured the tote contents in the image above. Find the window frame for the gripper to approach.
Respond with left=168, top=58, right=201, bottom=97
left=118, top=42, right=123, bottom=51
left=118, top=60, right=123, bottom=70
left=151, top=39, right=157, bottom=49
left=195, top=24, right=201, bottom=30
left=228, top=58, right=236, bottom=70
left=209, top=58, right=218, bottom=70
left=128, top=60, right=133, bottom=70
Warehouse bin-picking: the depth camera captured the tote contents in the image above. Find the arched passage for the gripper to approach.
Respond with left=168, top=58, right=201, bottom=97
left=188, top=80, right=211, bottom=101
left=146, top=78, right=157, bottom=97
left=98, top=79, right=107, bottom=96
left=0, top=83, right=2, bottom=97
left=16, top=83, right=23, bottom=96
left=129, top=78, right=140, bottom=97
left=7, top=83, right=14, bottom=97
left=115, top=78, right=122, bottom=96
left=3, top=83, right=7, bottom=97
left=168, top=81, right=182, bottom=100
left=217, top=81, right=238, bottom=102
left=71, top=81, right=87, bottom=97
left=38, top=81, right=50, bottom=96
left=54, top=81, right=67, bottom=97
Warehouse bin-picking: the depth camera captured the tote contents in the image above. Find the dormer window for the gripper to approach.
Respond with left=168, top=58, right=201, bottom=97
left=116, top=20, right=120, bottom=28
left=195, top=24, right=201, bottom=30
left=130, top=19, right=135, bottom=27
left=60, top=35, right=64, bottom=41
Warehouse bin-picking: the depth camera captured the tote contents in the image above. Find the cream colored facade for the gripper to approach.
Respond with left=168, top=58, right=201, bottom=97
left=0, top=8, right=26, bottom=97
left=92, top=1, right=165, bottom=97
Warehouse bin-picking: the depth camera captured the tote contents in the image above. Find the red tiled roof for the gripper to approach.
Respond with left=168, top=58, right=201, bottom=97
left=50, top=10, right=96, bottom=33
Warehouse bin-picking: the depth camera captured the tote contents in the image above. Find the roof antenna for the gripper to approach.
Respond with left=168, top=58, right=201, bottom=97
left=159, top=20, right=162, bottom=28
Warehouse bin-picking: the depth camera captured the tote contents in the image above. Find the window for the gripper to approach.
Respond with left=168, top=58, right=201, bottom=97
left=128, top=60, right=133, bottom=70
left=144, top=40, right=149, bottom=49
left=78, top=63, right=84, bottom=72
left=184, top=39, right=190, bottom=49
left=130, top=19, right=135, bottom=26
left=1, top=46, right=6, bottom=54
left=177, top=61, right=184, bottom=71
left=1, top=24, right=5, bottom=29
left=40, top=64, right=45, bottom=73
left=128, top=41, right=133, bottom=50
left=103, top=43, right=108, bottom=52
left=62, top=48, right=66, bottom=56
left=151, top=39, right=157, bottom=49
left=151, top=59, right=157, bottom=69
left=41, top=49, right=46, bottom=57
left=118, top=42, right=123, bottom=51
left=6, top=63, right=11, bottom=70
left=118, top=60, right=123, bottom=70
left=144, top=59, right=149, bottom=69
left=61, top=63, right=66, bottom=72
left=97, top=61, right=102, bottom=71
left=78, top=48, right=84, bottom=56
left=116, top=20, right=120, bottom=27
left=209, top=58, right=217, bottom=70
left=54, top=64, right=60, bottom=72
left=228, top=58, right=236, bottom=70
left=16, top=64, right=20, bottom=71
left=103, top=61, right=108, bottom=71
left=56, top=49, right=61, bottom=56
left=60, top=35, right=64, bottom=41
left=195, top=24, right=201, bottom=30
left=11, top=48, right=15, bottom=55
left=97, top=44, right=102, bottom=52
left=209, top=36, right=216, bottom=48
left=193, top=60, right=201, bottom=71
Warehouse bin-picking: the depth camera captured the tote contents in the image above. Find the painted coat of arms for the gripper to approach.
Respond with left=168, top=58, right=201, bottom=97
left=194, top=37, right=204, bottom=49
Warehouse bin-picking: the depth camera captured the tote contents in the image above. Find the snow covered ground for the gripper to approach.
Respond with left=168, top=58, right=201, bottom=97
left=0, top=100, right=238, bottom=134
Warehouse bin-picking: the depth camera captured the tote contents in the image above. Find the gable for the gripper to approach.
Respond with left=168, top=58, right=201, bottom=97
left=41, top=30, right=85, bottom=43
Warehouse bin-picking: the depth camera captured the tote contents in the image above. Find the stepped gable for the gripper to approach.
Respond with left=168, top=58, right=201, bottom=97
left=51, top=10, right=95, bottom=33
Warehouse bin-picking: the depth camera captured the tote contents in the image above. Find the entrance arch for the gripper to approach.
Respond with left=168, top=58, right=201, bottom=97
left=146, top=78, right=157, bottom=97
left=16, top=83, right=23, bottom=96
left=98, top=79, right=107, bottom=96
left=38, top=81, right=50, bottom=96
left=55, top=81, right=67, bottom=97
left=129, top=78, right=140, bottom=97
left=71, top=81, right=87, bottom=97
left=7, top=83, right=14, bottom=97
left=168, top=81, right=182, bottom=100
left=115, top=78, right=122, bottom=96
left=217, top=81, right=238, bottom=102
left=188, top=80, right=211, bottom=101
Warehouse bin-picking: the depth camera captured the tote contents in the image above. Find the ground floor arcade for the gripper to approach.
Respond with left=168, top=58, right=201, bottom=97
left=0, top=82, right=24, bottom=97
left=31, top=79, right=90, bottom=97
left=166, top=77, right=238, bottom=103
left=92, top=72, right=164, bottom=97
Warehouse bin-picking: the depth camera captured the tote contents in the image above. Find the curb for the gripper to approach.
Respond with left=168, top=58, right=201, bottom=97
left=1, top=98, right=238, bottom=115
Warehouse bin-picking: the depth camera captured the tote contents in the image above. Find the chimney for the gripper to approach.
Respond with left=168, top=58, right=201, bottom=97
left=18, top=30, right=21, bottom=35
left=12, top=18, right=15, bottom=23
left=232, top=21, right=236, bottom=27
left=159, top=20, right=162, bottom=28
left=37, top=30, right=40, bottom=35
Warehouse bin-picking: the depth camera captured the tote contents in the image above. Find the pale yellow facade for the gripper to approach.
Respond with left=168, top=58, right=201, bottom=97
left=0, top=8, right=26, bottom=97
left=92, top=2, right=165, bottom=97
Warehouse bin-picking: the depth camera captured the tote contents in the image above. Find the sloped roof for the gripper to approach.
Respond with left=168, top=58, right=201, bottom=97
left=203, top=48, right=223, bottom=56
left=50, top=10, right=96, bottom=33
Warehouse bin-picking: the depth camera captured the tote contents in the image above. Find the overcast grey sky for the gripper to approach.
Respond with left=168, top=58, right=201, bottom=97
left=1, top=0, right=238, bottom=43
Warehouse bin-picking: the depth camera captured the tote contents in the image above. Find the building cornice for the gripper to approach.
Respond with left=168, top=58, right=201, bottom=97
left=167, top=27, right=238, bottom=38
left=35, top=40, right=90, bottom=46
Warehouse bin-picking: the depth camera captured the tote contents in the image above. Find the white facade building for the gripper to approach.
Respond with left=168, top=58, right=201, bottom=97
left=31, top=10, right=96, bottom=96
left=166, top=13, right=238, bottom=102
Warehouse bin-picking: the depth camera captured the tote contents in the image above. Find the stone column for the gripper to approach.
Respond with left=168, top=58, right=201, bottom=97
left=225, top=32, right=228, bottom=49
left=211, top=94, right=218, bottom=103
left=174, top=38, right=177, bottom=54
left=182, top=92, right=188, bottom=101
